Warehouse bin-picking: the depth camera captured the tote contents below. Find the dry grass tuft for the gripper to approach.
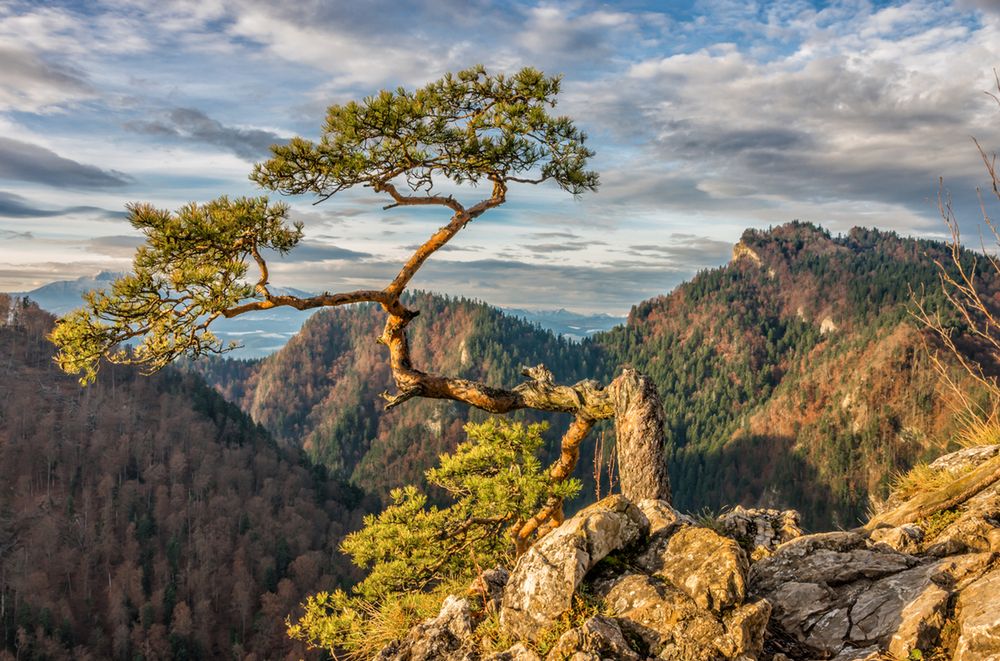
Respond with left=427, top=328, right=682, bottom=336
left=955, top=413, right=1000, bottom=448
left=889, top=463, right=972, bottom=503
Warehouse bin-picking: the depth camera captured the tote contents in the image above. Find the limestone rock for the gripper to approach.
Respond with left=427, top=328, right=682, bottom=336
left=924, top=514, right=999, bottom=557
left=596, top=572, right=768, bottom=660
left=714, top=506, right=802, bottom=557
left=930, top=552, right=994, bottom=590
left=850, top=564, right=949, bottom=655
left=749, top=531, right=914, bottom=595
left=749, top=531, right=951, bottom=658
left=719, top=598, right=771, bottom=659
left=827, top=646, right=881, bottom=661
left=637, top=525, right=749, bottom=612
left=765, top=581, right=837, bottom=648
left=500, top=495, right=647, bottom=642
left=928, top=444, right=1000, bottom=472
left=869, top=523, right=923, bottom=555
left=598, top=572, right=726, bottom=660
left=484, top=643, right=541, bottom=661
left=884, top=574, right=950, bottom=659
left=637, top=498, right=692, bottom=536
left=544, top=615, right=641, bottom=661
left=377, top=595, right=474, bottom=661
left=954, top=567, right=1000, bottom=661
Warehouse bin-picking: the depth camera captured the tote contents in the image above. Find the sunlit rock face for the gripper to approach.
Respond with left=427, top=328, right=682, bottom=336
left=381, top=444, right=1000, bottom=661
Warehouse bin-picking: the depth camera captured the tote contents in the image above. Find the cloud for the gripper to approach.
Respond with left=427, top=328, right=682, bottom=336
left=0, top=228, right=32, bottom=240
left=0, top=137, right=130, bottom=188
left=0, top=190, right=126, bottom=219
left=82, top=235, right=372, bottom=262
left=85, top=235, right=145, bottom=258
left=226, top=3, right=446, bottom=88
left=401, top=242, right=485, bottom=253
left=264, top=254, right=692, bottom=314
left=568, top=4, right=1000, bottom=229
left=125, top=107, right=286, bottom=160
left=524, top=240, right=601, bottom=254
left=529, top=231, right=581, bottom=240
left=268, top=241, right=371, bottom=262
left=0, top=261, right=121, bottom=291
left=0, top=46, right=92, bottom=112
left=0, top=3, right=149, bottom=57
left=627, top=233, right=734, bottom=263
left=515, top=5, right=653, bottom=70
left=0, top=191, right=63, bottom=218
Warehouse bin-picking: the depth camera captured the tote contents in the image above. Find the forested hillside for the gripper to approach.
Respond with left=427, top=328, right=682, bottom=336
left=195, top=292, right=608, bottom=501
left=196, top=223, right=999, bottom=530
left=0, top=296, right=372, bottom=660
left=599, top=222, right=999, bottom=527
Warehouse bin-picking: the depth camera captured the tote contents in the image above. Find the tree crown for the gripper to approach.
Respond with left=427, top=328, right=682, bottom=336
left=252, top=65, right=597, bottom=199
left=51, top=196, right=301, bottom=383
left=50, top=65, right=597, bottom=384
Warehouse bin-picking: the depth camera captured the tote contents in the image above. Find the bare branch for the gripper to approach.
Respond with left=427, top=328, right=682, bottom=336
left=222, top=290, right=387, bottom=318
left=376, top=181, right=465, bottom=214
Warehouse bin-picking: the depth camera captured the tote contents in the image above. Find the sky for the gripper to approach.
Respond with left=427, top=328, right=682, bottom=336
left=0, top=0, right=999, bottom=314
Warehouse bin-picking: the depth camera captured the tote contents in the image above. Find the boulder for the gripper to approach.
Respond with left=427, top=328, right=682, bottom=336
left=598, top=572, right=726, bottom=660
left=544, top=615, right=641, bottom=661
left=749, top=531, right=963, bottom=658
left=714, top=506, right=802, bottom=558
left=827, top=646, right=881, bottom=661
left=500, top=495, right=647, bottom=641
left=637, top=525, right=749, bottom=612
left=931, top=552, right=995, bottom=590
left=636, top=498, right=692, bottom=536
left=885, top=577, right=950, bottom=659
left=929, top=444, right=1000, bottom=472
left=749, top=531, right=914, bottom=595
left=850, top=564, right=949, bottom=656
left=765, top=580, right=836, bottom=642
left=869, top=523, right=923, bottom=555
left=377, top=595, right=474, bottom=661
left=954, top=567, right=1000, bottom=661
left=469, top=567, right=510, bottom=614
left=596, top=572, right=769, bottom=660
left=719, top=598, right=771, bottom=659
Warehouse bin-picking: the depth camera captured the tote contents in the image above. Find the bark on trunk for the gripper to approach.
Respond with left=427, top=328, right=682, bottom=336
left=609, top=368, right=672, bottom=503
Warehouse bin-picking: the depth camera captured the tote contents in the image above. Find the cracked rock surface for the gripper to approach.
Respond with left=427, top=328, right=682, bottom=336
left=380, top=445, right=1000, bottom=661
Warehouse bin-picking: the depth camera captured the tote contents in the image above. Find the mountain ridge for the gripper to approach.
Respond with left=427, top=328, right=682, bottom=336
left=195, top=221, right=999, bottom=529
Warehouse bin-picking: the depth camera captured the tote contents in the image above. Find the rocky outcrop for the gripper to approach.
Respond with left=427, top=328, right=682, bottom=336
left=545, top=615, right=642, bottom=661
left=500, top=495, right=648, bottom=641
left=954, top=567, right=1000, bottom=661
left=381, top=444, right=1000, bottom=661
left=377, top=595, right=475, bottom=661
left=714, top=506, right=802, bottom=559
left=732, top=241, right=763, bottom=265
left=636, top=525, right=749, bottom=612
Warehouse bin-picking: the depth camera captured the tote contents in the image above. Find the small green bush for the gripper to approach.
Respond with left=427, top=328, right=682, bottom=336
left=288, top=418, right=581, bottom=657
